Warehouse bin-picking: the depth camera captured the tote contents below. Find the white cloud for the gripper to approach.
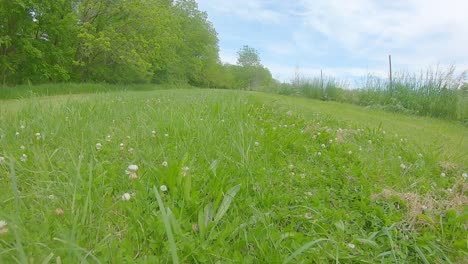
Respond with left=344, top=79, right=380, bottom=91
left=297, top=0, right=468, bottom=68
left=196, top=0, right=285, bottom=24
left=198, top=0, right=468, bottom=81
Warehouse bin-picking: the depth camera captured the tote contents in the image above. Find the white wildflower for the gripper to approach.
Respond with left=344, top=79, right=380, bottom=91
left=347, top=243, right=356, bottom=249
left=151, top=130, right=156, bottom=137
left=126, top=165, right=138, bottom=179
left=368, top=140, right=372, bottom=144
left=288, top=164, right=294, bottom=170
left=121, top=193, right=132, bottom=201
left=0, top=156, right=5, bottom=165
left=106, top=135, right=111, bottom=142
left=20, top=145, right=25, bottom=150
left=128, top=148, right=134, bottom=154
left=15, top=132, right=19, bottom=136
left=317, top=151, right=322, bottom=156
left=20, top=154, right=27, bottom=162
left=321, top=144, right=326, bottom=148
left=329, top=139, right=333, bottom=144
left=359, top=146, right=362, bottom=151
left=48, top=194, right=56, bottom=200
left=304, top=213, right=313, bottom=219
left=35, top=132, right=42, bottom=140
left=254, top=141, right=260, bottom=147
left=55, top=208, right=64, bottom=216
left=418, top=153, right=423, bottom=158
left=462, top=173, right=467, bottom=179
left=162, top=161, right=168, bottom=167
left=119, top=143, right=125, bottom=150
left=305, top=191, right=313, bottom=196
left=164, top=133, right=169, bottom=137
left=95, top=143, right=102, bottom=151
left=440, top=172, right=446, bottom=177
left=160, top=185, right=168, bottom=192
left=300, top=173, right=306, bottom=179
left=20, top=125, right=25, bottom=130
left=182, top=166, right=189, bottom=176
left=400, top=163, right=407, bottom=170
left=0, top=220, right=6, bottom=229
left=348, top=150, right=353, bottom=155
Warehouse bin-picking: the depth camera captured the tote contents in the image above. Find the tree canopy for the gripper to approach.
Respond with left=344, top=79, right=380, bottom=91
left=0, top=0, right=273, bottom=88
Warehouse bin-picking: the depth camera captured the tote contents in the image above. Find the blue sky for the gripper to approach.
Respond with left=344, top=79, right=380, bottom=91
left=196, top=0, right=468, bottom=85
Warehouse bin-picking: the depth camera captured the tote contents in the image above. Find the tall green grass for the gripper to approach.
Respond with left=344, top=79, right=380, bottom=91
left=269, top=66, right=467, bottom=123
left=0, top=83, right=193, bottom=100
left=359, top=67, right=466, bottom=121
left=0, top=89, right=466, bottom=262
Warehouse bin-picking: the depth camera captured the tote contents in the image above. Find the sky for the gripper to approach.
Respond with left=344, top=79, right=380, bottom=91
left=196, top=0, right=468, bottom=85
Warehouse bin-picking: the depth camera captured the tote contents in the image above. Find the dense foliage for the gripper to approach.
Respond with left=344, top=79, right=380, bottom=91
left=0, top=0, right=273, bottom=88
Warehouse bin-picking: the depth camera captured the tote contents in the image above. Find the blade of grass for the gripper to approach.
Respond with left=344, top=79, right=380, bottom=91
left=153, top=186, right=179, bottom=264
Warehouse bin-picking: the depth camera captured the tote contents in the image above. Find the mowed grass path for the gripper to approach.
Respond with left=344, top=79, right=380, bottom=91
left=0, top=89, right=466, bottom=263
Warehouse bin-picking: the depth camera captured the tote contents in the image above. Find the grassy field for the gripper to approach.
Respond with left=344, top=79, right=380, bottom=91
left=0, top=88, right=467, bottom=263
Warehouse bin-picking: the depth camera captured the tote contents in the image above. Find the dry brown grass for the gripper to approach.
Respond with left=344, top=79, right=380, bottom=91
left=372, top=180, right=468, bottom=228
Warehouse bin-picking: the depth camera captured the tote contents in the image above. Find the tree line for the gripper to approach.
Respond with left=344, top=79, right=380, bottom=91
left=0, top=0, right=273, bottom=88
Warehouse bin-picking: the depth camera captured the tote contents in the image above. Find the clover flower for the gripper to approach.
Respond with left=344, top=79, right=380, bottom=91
left=321, top=144, right=326, bottom=148
left=35, top=133, right=42, bottom=140
left=0, top=156, right=5, bottom=165
left=347, top=243, right=356, bottom=249
left=126, top=164, right=139, bottom=179
left=55, top=208, right=64, bottom=216
left=20, top=145, right=25, bottom=150
left=162, top=161, right=168, bottom=167
left=20, top=154, right=27, bottom=162
left=160, top=185, right=168, bottom=192
left=182, top=166, right=189, bottom=177
left=288, top=164, right=294, bottom=170
left=400, top=163, right=407, bottom=170
left=254, top=141, right=260, bottom=147
left=128, top=148, right=134, bottom=155
left=440, top=172, right=446, bottom=177
left=304, top=213, right=313, bottom=219
left=317, top=151, right=322, bottom=156
left=119, top=143, right=125, bottom=150
left=348, top=150, right=353, bottom=155
left=15, top=132, right=19, bottom=137
left=0, top=220, right=7, bottom=235
left=462, top=173, right=467, bottom=179
left=95, top=143, right=102, bottom=151
left=121, top=193, right=132, bottom=201
left=152, top=130, right=156, bottom=137
left=106, top=135, right=111, bottom=142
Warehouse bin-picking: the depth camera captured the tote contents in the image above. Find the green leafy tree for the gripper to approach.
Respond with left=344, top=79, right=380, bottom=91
left=237, top=45, right=261, bottom=67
